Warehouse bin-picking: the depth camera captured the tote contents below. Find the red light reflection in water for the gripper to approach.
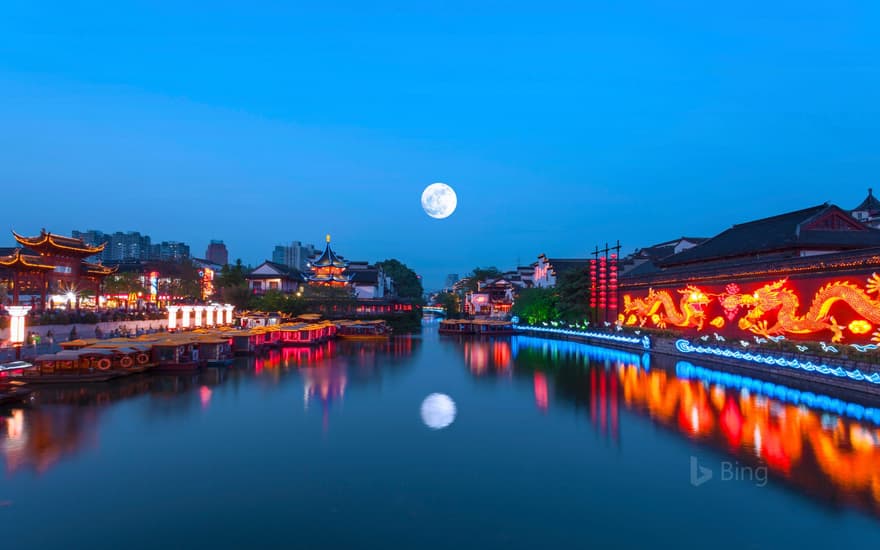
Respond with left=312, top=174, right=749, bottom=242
left=199, top=386, right=212, bottom=409
left=463, top=340, right=512, bottom=376
left=618, top=363, right=880, bottom=512
left=533, top=372, right=548, bottom=412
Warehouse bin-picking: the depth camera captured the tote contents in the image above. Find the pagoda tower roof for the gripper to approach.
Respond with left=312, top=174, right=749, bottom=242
left=310, top=234, right=349, bottom=269
left=853, top=188, right=880, bottom=215
left=13, top=229, right=106, bottom=257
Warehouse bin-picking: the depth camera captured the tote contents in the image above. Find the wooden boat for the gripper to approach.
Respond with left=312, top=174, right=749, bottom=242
left=151, top=340, right=200, bottom=372
left=193, top=336, right=234, bottom=366
left=88, top=344, right=156, bottom=373
left=0, top=379, right=32, bottom=406
left=336, top=320, right=391, bottom=340
left=277, top=321, right=337, bottom=346
left=20, top=349, right=129, bottom=383
left=0, top=363, right=34, bottom=404
left=438, top=319, right=514, bottom=336
left=231, top=329, right=275, bottom=355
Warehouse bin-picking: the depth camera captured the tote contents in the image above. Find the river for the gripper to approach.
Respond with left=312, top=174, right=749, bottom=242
left=3, top=325, right=880, bottom=548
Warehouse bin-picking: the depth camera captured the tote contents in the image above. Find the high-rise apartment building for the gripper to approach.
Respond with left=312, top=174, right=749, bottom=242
left=272, top=241, right=317, bottom=271
left=205, top=240, right=229, bottom=265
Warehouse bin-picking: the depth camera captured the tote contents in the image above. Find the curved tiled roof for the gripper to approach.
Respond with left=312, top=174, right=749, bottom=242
left=657, top=204, right=880, bottom=268
left=12, top=229, right=106, bottom=255
left=0, top=248, right=55, bottom=270
left=852, top=188, right=880, bottom=214
left=310, top=236, right=348, bottom=269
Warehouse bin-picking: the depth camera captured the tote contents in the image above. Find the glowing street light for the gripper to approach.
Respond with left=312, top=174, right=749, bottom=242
left=181, top=306, right=193, bottom=329
left=167, top=305, right=180, bottom=331
left=5, top=305, right=32, bottom=360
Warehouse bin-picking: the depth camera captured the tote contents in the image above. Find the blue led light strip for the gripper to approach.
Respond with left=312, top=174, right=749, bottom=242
left=676, top=361, right=880, bottom=425
left=675, top=339, right=880, bottom=385
left=513, top=325, right=651, bottom=349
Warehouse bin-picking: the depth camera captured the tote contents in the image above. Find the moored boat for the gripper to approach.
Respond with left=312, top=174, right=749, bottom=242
left=438, top=319, right=514, bottom=336
left=336, top=320, right=391, bottom=340
left=151, top=340, right=200, bottom=372
left=20, top=349, right=129, bottom=383
left=0, top=363, right=33, bottom=404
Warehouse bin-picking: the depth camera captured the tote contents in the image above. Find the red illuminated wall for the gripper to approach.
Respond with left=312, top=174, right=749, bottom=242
left=621, top=269, right=880, bottom=344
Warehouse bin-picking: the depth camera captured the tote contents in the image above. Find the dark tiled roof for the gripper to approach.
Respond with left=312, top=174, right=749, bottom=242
left=852, top=188, right=880, bottom=214
left=247, top=261, right=305, bottom=280
left=349, top=269, right=380, bottom=284
left=658, top=204, right=880, bottom=267
left=544, top=258, right=591, bottom=277
left=311, top=241, right=348, bottom=268
left=621, top=246, right=880, bottom=289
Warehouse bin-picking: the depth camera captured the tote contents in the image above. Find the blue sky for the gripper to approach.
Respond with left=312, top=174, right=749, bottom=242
left=2, top=1, right=879, bottom=289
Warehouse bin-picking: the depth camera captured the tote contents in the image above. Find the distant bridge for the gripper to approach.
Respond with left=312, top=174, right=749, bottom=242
left=423, top=306, right=446, bottom=316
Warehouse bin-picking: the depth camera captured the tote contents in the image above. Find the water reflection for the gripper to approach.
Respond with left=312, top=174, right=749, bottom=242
left=1, top=336, right=419, bottom=474
left=499, top=335, right=880, bottom=517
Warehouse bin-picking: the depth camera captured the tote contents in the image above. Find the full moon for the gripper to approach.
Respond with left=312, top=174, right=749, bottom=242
left=420, top=393, right=457, bottom=429
left=421, top=183, right=457, bottom=219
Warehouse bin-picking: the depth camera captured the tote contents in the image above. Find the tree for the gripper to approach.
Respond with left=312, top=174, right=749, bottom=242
left=215, top=259, right=250, bottom=308
left=376, top=259, right=424, bottom=301
left=434, top=291, right=461, bottom=318
left=252, top=289, right=290, bottom=313
left=556, top=268, right=593, bottom=323
left=104, top=272, right=145, bottom=295
left=158, top=260, right=202, bottom=300
left=462, top=266, right=502, bottom=292
left=511, top=288, right=558, bottom=325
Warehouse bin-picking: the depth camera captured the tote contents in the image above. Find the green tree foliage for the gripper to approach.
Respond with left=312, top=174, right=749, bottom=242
left=252, top=289, right=289, bottom=313
left=462, top=266, right=501, bottom=292
left=433, top=291, right=461, bottom=318
left=511, top=288, right=558, bottom=325
left=158, top=260, right=202, bottom=299
left=103, top=272, right=145, bottom=295
left=376, top=259, right=424, bottom=301
left=215, top=259, right=251, bottom=308
left=555, top=268, right=593, bottom=323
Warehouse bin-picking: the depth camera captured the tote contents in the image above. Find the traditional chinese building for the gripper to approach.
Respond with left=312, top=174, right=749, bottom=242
left=533, top=255, right=591, bottom=288
left=850, top=188, right=880, bottom=229
left=246, top=261, right=305, bottom=295
left=620, top=203, right=880, bottom=344
left=0, top=230, right=115, bottom=308
left=307, top=235, right=352, bottom=287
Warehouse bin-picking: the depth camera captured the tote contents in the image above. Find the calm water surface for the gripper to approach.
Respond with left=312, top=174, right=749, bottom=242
left=3, top=326, right=880, bottom=549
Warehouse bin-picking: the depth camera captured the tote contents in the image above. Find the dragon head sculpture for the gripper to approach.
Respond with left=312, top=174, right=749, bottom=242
left=740, top=279, right=789, bottom=321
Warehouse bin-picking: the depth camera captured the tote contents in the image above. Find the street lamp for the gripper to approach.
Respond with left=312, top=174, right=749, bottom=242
left=6, top=305, right=32, bottom=360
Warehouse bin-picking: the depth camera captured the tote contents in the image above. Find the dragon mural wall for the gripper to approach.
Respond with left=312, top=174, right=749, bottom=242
left=622, top=273, right=880, bottom=343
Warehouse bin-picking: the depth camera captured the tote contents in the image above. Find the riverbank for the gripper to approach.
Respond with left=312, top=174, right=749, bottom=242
left=514, top=325, right=880, bottom=399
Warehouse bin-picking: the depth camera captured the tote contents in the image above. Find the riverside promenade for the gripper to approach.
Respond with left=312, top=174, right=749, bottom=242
left=0, top=319, right=168, bottom=361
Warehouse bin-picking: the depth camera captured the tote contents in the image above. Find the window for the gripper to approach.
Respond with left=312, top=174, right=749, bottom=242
left=253, top=281, right=263, bottom=290
left=269, top=281, right=279, bottom=290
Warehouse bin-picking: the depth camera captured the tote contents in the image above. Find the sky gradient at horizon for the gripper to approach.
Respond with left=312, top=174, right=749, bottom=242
left=2, top=1, right=879, bottom=288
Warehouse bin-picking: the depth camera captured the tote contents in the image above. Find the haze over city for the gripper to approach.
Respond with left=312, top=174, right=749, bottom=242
left=3, top=1, right=878, bottom=289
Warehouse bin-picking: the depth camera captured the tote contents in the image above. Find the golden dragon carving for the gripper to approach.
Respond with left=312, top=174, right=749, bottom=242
left=737, top=275, right=880, bottom=342
left=623, top=286, right=710, bottom=330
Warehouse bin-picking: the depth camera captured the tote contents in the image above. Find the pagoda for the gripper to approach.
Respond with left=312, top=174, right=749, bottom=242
left=0, top=229, right=115, bottom=307
left=307, top=235, right=352, bottom=287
